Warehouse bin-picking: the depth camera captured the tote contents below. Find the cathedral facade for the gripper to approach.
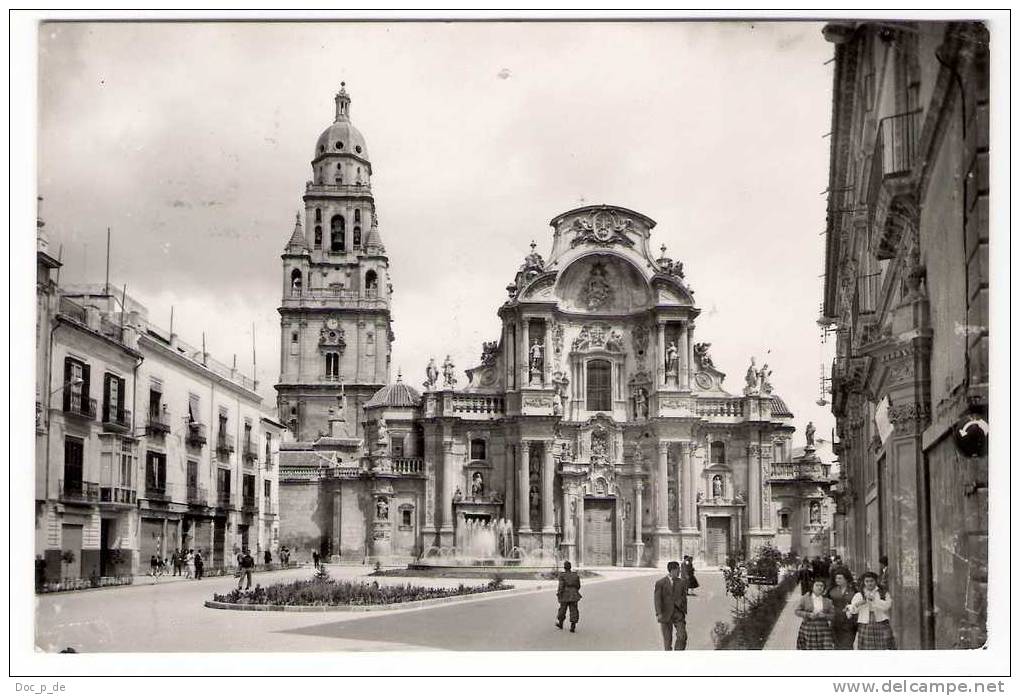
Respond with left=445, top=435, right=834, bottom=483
left=277, top=87, right=797, bottom=567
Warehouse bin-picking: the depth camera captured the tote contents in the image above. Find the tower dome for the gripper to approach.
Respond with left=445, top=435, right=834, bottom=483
left=314, top=82, right=369, bottom=161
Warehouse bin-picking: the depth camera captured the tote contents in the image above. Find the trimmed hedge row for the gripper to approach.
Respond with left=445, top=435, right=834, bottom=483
left=714, top=571, right=798, bottom=649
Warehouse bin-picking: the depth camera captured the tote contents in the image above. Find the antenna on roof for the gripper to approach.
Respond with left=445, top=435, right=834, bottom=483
left=105, top=227, right=111, bottom=295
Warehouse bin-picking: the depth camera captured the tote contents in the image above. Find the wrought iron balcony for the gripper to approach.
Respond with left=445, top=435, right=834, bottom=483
left=59, top=479, right=100, bottom=503
left=100, top=485, right=136, bottom=505
left=877, top=109, right=923, bottom=179
left=216, top=433, right=235, bottom=455
left=215, top=491, right=233, bottom=510
left=101, top=405, right=131, bottom=434
left=242, top=496, right=257, bottom=513
left=186, top=421, right=207, bottom=447
left=186, top=484, right=209, bottom=507
left=243, top=441, right=259, bottom=464
left=146, top=412, right=172, bottom=436
left=64, top=397, right=97, bottom=421
left=143, top=482, right=178, bottom=503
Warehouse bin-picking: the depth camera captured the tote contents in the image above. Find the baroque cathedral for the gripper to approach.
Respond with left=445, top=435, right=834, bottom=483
left=277, top=85, right=801, bottom=567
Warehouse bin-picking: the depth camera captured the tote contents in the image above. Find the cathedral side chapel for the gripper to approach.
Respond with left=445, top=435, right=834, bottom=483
left=277, top=86, right=797, bottom=566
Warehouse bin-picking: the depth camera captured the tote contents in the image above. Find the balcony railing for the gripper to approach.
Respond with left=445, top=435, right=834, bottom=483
left=283, top=288, right=389, bottom=310
left=146, top=411, right=172, bottom=436
left=320, top=374, right=343, bottom=382
left=242, top=496, right=257, bottom=513
left=59, top=479, right=100, bottom=503
left=449, top=394, right=505, bottom=417
left=243, top=441, right=259, bottom=463
left=263, top=498, right=276, bottom=515
left=696, top=398, right=745, bottom=418
left=391, top=457, right=425, bottom=475
left=877, top=109, right=923, bottom=179
left=64, top=397, right=97, bottom=420
left=216, top=491, right=233, bottom=510
left=216, top=433, right=235, bottom=455
left=187, top=484, right=209, bottom=507
left=101, top=406, right=131, bottom=433
left=143, top=481, right=178, bottom=502
left=186, top=422, right=207, bottom=446
left=769, top=462, right=833, bottom=482
left=305, top=181, right=372, bottom=196
left=100, top=486, right=136, bottom=505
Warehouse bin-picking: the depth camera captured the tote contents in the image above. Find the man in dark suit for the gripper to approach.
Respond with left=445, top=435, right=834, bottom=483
left=555, top=561, right=582, bottom=632
left=654, top=560, right=689, bottom=650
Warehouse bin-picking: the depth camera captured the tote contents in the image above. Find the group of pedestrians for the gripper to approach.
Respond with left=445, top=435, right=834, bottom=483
left=795, top=553, right=896, bottom=650
left=149, top=548, right=205, bottom=581
left=552, top=558, right=699, bottom=651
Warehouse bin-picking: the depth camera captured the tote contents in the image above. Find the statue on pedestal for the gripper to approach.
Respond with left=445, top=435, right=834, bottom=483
left=693, top=342, right=714, bottom=370
left=744, top=357, right=759, bottom=395
left=471, top=472, right=484, bottom=498
left=634, top=387, right=649, bottom=420
left=805, top=421, right=816, bottom=447
left=757, top=362, right=773, bottom=395
left=529, top=338, right=544, bottom=379
left=424, top=358, right=439, bottom=390
left=376, top=498, right=389, bottom=520
left=666, top=341, right=679, bottom=374
left=442, top=355, right=457, bottom=388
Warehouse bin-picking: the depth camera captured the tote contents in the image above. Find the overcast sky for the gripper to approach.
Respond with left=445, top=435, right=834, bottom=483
left=38, top=20, right=836, bottom=443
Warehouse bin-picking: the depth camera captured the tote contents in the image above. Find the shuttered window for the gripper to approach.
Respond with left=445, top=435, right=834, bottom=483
left=586, top=359, right=612, bottom=411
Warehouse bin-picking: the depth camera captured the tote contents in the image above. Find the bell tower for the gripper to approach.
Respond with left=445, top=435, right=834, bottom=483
left=275, top=84, right=393, bottom=444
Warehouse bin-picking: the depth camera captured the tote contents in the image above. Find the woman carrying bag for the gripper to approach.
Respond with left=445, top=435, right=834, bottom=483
left=795, top=578, right=835, bottom=650
left=847, top=571, right=895, bottom=649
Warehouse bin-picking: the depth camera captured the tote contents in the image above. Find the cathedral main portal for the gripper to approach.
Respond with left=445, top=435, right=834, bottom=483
left=582, top=497, right=616, bottom=566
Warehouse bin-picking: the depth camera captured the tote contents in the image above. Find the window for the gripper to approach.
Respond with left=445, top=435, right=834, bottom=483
left=103, top=372, right=125, bottom=423
left=353, top=227, right=361, bottom=247
left=586, top=359, right=612, bottom=411
left=315, top=208, right=322, bottom=223
left=243, top=474, right=256, bottom=503
left=63, top=357, right=89, bottom=413
left=217, top=468, right=231, bottom=504
left=264, top=480, right=271, bottom=499
left=470, top=438, right=487, bottom=461
left=390, top=435, right=404, bottom=458
left=219, top=411, right=228, bottom=437
left=290, top=332, right=299, bottom=356
left=355, top=145, right=362, bottom=154
left=779, top=512, right=790, bottom=530
left=402, top=509, right=412, bottom=527
left=330, top=215, right=345, bottom=252
left=291, top=269, right=302, bottom=293
left=314, top=226, right=322, bottom=248
left=148, top=385, right=162, bottom=420
left=145, top=451, right=167, bottom=492
left=365, top=270, right=378, bottom=292
left=119, top=440, right=135, bottom=487
left=335, top=141, right=344, bottom=150
left=64, top=437, right=84, bottom=491
left=335, top=164, right=343, bottom=182
left=710, top=441, right=726, bottom=464
left=187, top=460, right=198, bottom=491
left=265, top=432, right=272, bottom=463
left=325, top=352, right=340, bottom=378
left=188, top=393, right=200, bottom=423
left=354, top=209, right=360, bottom=223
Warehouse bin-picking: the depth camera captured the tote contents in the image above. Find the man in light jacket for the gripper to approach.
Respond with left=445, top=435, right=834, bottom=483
left=555, top=561, right=582, bottom=633
left=654, top=560, right=689, bottom=650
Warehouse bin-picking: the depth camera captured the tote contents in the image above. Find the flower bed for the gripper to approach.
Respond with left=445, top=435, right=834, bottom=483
left=38, top=575, right=135, bottom=593
left=212, top=576, right=512, bottom=607
left=714, top=571, right=797, bottom=649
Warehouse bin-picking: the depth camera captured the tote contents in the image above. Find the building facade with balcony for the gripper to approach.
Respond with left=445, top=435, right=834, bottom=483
left=769, top=438, right=839, bottom=560
left=820, top=21, right=989, bottom=648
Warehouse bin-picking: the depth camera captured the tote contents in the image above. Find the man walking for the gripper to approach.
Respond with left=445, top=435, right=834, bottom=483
left=554, top=561, right=582, bottom=633
left=654, top=560, right=689, bottom=650
left=237, top=548, right=255, bottom=590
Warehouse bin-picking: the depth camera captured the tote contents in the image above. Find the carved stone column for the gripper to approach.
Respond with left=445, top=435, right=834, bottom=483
left=656, top=442, right=670, bottom=531
left=560, top=480, right=576, bottom=565
left=439, top=440, right=455, bottom=548
left=331, top=489, right=342, bottom=562
left=679, top=322, right=689, bottom=390
left=504, top=443, right=515, bottom=524
left=542, top=442, right=556, bottom=540
left=633, top=479, right=645, bottom=566
left=521, top=320, right=530, bottom=386
left=517, top=441, right=531, bottom=534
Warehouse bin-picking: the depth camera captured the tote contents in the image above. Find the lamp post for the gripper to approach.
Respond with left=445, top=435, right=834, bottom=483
left=49, top=375, right=83, bottom=396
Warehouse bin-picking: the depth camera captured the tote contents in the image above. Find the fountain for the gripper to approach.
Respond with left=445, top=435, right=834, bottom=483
left=410, top=517, right=561, bottom=570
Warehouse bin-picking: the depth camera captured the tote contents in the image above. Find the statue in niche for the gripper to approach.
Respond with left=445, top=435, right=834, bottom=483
left=666, top=342, right=679, bottom=374
left=529, top=484, right=540, bottom=517
left=582, top=262, right=614, bottom=311
left=605, top=330, right=624, bottom=353
left=551, top=370, right=570, bottom=416
left=633, top=387, right=649, bottom=420
left=805, top=421, right=816, bottom=447
left=376, top=498, right=389, bottom=520
left=696, top=490, right=704, bottom=504
left=442, top=355, right=457, bottom=388
left=693, top=342, right=714, bottom=370
left=376, top=419, right=388, bottom=450
left=711, top=475, right=723, bottom=499
left=424, top=357, right=439, bottom=390
left=809, top=500, right=822, bottom=525
left=529, top=338, right=544, bottom=377
left=471, top=472, right=484, bottom=498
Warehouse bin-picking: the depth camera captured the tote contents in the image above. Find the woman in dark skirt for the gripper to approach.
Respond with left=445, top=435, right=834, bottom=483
left=795, top=578, right=835, bottom=650
left=847, top=571, right=895, bottom=649
left=682, top=555, right=700, bottom=595
left=827, top=568, right=857, bottom=649
left=797, top=558, right=814, bottom=595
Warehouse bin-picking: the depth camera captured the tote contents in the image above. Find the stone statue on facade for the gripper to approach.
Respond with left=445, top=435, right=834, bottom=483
left=453, top=487, right=463, bottom=503
left=666, top=341, right=679, bottom=374
left=693, top=342, right=714, bottom=370
left=757, top=362, right=773, bottom=395
left=744, top=357, right=759, bottom=395
left=376, top=498, right=389, bottom=520
left=805, top=421, right=816, bottom=448
left=471, top=472, right=484, bottom=498
left=442, top=355, right=457, bottom=388
left=551, top=370, right=570, bottom=417
left=529, top=338, right=544, bottom=378
left=423, top=357, right=439, bottom=390
left=582, top=262, right=614, bottom=311
left=633, top=387, right=649, bottom=420
left=480, top=341, right=498, bottom=367
left=605, top=329, right=625, bottom=353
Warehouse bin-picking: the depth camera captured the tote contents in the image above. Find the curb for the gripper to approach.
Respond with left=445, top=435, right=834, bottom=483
left=204, top=587, right=516, bottom=613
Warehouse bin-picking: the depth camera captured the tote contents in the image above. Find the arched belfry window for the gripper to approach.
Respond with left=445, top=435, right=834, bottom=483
left=353, top=227, right=362, bottom=247
left=330, top=215, right=345, bottom=253
left=586, top=359, right=612, bottom=411
left=314, top=226, right=322, bottom=248
left=315, top=208, right=322, bottom=223
left=290, top=269, right=302, bottom=294
left=354, top=209, right=361, bottom=224
left=365, top=270, right=378, bottom=295
left=335, top=164, right=343, bottom=183
left=710, top=441, right=726, bottom=464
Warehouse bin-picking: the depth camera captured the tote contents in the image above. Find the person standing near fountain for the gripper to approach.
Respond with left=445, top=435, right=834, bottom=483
left=555, top=561, right=582, bottom=633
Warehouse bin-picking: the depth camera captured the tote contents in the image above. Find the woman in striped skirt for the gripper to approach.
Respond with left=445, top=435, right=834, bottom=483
left=795, top=578, right=835, bottom=650
left=847, top=571, right=895, bottom=649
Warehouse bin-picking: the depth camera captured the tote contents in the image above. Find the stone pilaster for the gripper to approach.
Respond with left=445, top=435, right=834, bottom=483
left=439, top=440, right=455, bottom=548
left=517, top=441, right=532, bottom=534
left=541, top=441, right=556, bottom=548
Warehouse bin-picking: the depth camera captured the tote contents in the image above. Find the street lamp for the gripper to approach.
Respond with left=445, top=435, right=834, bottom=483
left=49, top=375, right=83, bottom=396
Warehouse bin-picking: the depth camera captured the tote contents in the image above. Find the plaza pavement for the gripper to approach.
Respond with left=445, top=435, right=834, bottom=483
left=36, top=564, right=735, bottom=652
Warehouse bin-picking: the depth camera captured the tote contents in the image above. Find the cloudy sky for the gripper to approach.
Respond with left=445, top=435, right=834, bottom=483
left=37, top=20, right=836, bottom=442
